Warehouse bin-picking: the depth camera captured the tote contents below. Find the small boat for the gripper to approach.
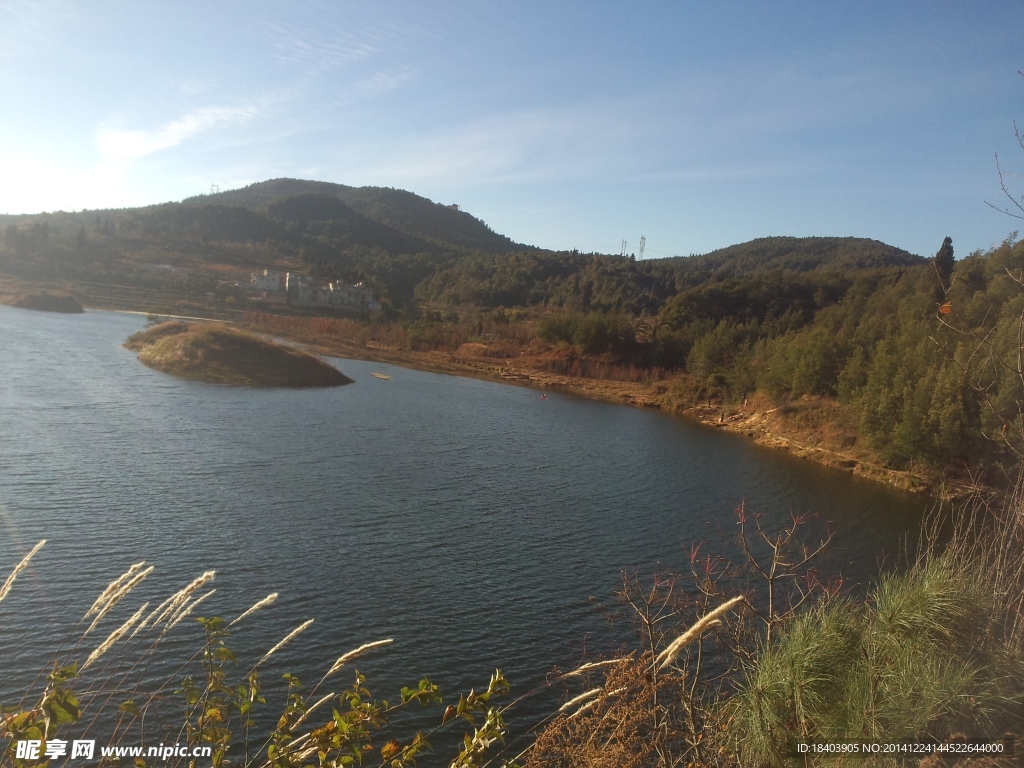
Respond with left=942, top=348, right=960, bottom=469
left=539, top=394, right=548, bottom=400
left=370, top=372, right=392, bottom=380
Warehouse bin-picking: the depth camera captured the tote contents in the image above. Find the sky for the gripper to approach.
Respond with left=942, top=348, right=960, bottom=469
left=1, top=1, right=1022, bottom=259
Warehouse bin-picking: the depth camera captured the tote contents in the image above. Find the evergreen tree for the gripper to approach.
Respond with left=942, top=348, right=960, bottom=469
left=933, top=236, right=954, bottom=299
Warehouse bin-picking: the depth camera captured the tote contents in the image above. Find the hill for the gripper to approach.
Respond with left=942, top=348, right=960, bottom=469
left=0, top=176, right=924, bottom=314
left=413, top=236, right=924, bottom=314
left=186, top=178, right=521, bottom=253
left=666, top=235, right=923, bottom=278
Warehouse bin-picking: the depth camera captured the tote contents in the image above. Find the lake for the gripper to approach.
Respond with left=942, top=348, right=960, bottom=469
left=0, top=306, right=927, bottom=759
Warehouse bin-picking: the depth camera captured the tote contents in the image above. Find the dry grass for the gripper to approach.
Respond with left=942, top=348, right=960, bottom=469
left=525, top=654, right=682, bottom=768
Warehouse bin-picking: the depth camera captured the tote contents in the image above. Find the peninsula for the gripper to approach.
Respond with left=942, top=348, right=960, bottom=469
left=124, top=321, right=353, bottom=387
left=10, top=291, right=84, bottom=313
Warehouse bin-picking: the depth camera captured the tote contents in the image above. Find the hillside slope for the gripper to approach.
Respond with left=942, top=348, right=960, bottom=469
left=186, top=178, right=520, bottom=253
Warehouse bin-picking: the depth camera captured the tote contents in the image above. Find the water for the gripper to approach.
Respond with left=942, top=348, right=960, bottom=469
left=0, top=306, right=927, bottom=758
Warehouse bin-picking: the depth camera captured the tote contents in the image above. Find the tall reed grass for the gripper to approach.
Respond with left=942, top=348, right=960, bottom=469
left=0, top=548, right=512, bottom=768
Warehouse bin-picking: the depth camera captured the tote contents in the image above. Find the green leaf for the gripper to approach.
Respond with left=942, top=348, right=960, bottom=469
left=43, top=689, right=81, bottom=724
left=119, top=699, right=141, bottom=716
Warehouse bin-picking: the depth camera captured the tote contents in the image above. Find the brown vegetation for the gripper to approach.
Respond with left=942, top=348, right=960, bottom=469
left=124, top=321, right=353, bottom=387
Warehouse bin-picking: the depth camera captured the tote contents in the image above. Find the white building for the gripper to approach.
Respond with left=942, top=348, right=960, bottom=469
left=329, top=281, right=375, bottom=310
left=286, top=273, right=376, bottom=311
left=251, top=269, right=286, bottom=292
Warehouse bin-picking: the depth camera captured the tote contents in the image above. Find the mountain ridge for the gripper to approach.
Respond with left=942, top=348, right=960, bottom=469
left=185, top=178, right=522, bottom=254
left=1, top=177, right=927, bottom=311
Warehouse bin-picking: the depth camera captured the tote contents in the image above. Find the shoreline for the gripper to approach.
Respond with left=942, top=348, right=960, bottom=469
left=232, top=318, right=969, bottom=498
left=0, top=293, right=970, bottom=498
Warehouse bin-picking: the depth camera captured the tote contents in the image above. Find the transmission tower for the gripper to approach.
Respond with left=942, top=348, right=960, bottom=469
left=620, top=239, right=628, bottom=258
left=638, top=235, right=646, bottom=260
left=210, top=183, right=220, bottom=195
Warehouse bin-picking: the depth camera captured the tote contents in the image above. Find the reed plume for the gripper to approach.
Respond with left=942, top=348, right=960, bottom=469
left=566, top=686, right=627, bottom=720
left=656, top=595, right=744, bottom=670
left=84, top=566, right=154, bottom=636
left=131, top=593, right=175, bottom=639
left=558, top=687, right=602, bottom=712
left=325, top=638, right=393, bottom=678
left=85, top=561, right=146, bottom=617
left=228, top=592, right=278, bottom=627
left=561, top=658, right=624, bottom=678
left=165, top=589, right=216, bottom=632
left=82, top=602, right=148, bottom=672
left=256, top=619, right=314, bottom=668
left=291, top=692, right=335, bottom=729
left=0, top=539, right=46, bottom=605
left=149, top=570, right=216, bottom=627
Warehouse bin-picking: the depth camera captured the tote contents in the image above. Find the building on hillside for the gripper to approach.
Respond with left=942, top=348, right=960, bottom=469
left=251, top=269, right=286, bottom=292
left=328, top=281, right=375, bottom=311
left=286, top=273, right=378, bottom=312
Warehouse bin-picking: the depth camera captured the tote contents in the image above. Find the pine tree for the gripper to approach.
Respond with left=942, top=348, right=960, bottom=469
left=933, top=236, right=954, bottom=299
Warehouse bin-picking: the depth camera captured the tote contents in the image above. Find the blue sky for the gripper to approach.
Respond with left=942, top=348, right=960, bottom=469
left=1, top=1, right=1022, bottom=258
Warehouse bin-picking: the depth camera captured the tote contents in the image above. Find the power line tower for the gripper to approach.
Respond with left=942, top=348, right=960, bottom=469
left=638, top=235, right=646, bottom=260
left=620, top=239, right=628, bottom=258
left=210, top=183, right=220, bottom=195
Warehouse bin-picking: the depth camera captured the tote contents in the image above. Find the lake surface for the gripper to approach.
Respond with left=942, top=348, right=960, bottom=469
left=0, top=306, right=927, bottom=757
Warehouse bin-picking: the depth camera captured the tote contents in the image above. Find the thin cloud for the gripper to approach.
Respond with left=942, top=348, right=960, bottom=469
left=263, top=20, right=378, bottom=70
left=356, top=68, right=416, bottom=95
left=94, top=106, right=258, bottom=161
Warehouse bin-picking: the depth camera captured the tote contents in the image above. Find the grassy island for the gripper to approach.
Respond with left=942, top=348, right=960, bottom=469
left=10, top=291, right=84, bottom=313
left=124, top=321, right=353, bottom=387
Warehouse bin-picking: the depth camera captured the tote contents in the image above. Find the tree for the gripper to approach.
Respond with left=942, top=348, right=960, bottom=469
left=933, top=236, right=954, bottom=299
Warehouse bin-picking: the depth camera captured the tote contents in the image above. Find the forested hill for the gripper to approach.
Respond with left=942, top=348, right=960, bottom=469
left=411, top=236, right=924, bottom=315
left=668, top=236, right=923, bottom=277
left=185, top=178, right=521, bottom=253
left=0, top=179, right=925, bottom=313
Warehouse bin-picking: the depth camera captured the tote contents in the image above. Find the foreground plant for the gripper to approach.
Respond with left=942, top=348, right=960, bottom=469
left=0, top=546, right=511, bottom=768
left=725, top=498, right=1024, bottom=767
left=520, top=493, right=1024, bottom=768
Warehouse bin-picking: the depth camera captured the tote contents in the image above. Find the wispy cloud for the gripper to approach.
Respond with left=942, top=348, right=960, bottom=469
left=263, top=20, right=379, bottom=71
left=356, top=68, right=416, bottom=95
left=94, top=106, right=258, bottom=161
